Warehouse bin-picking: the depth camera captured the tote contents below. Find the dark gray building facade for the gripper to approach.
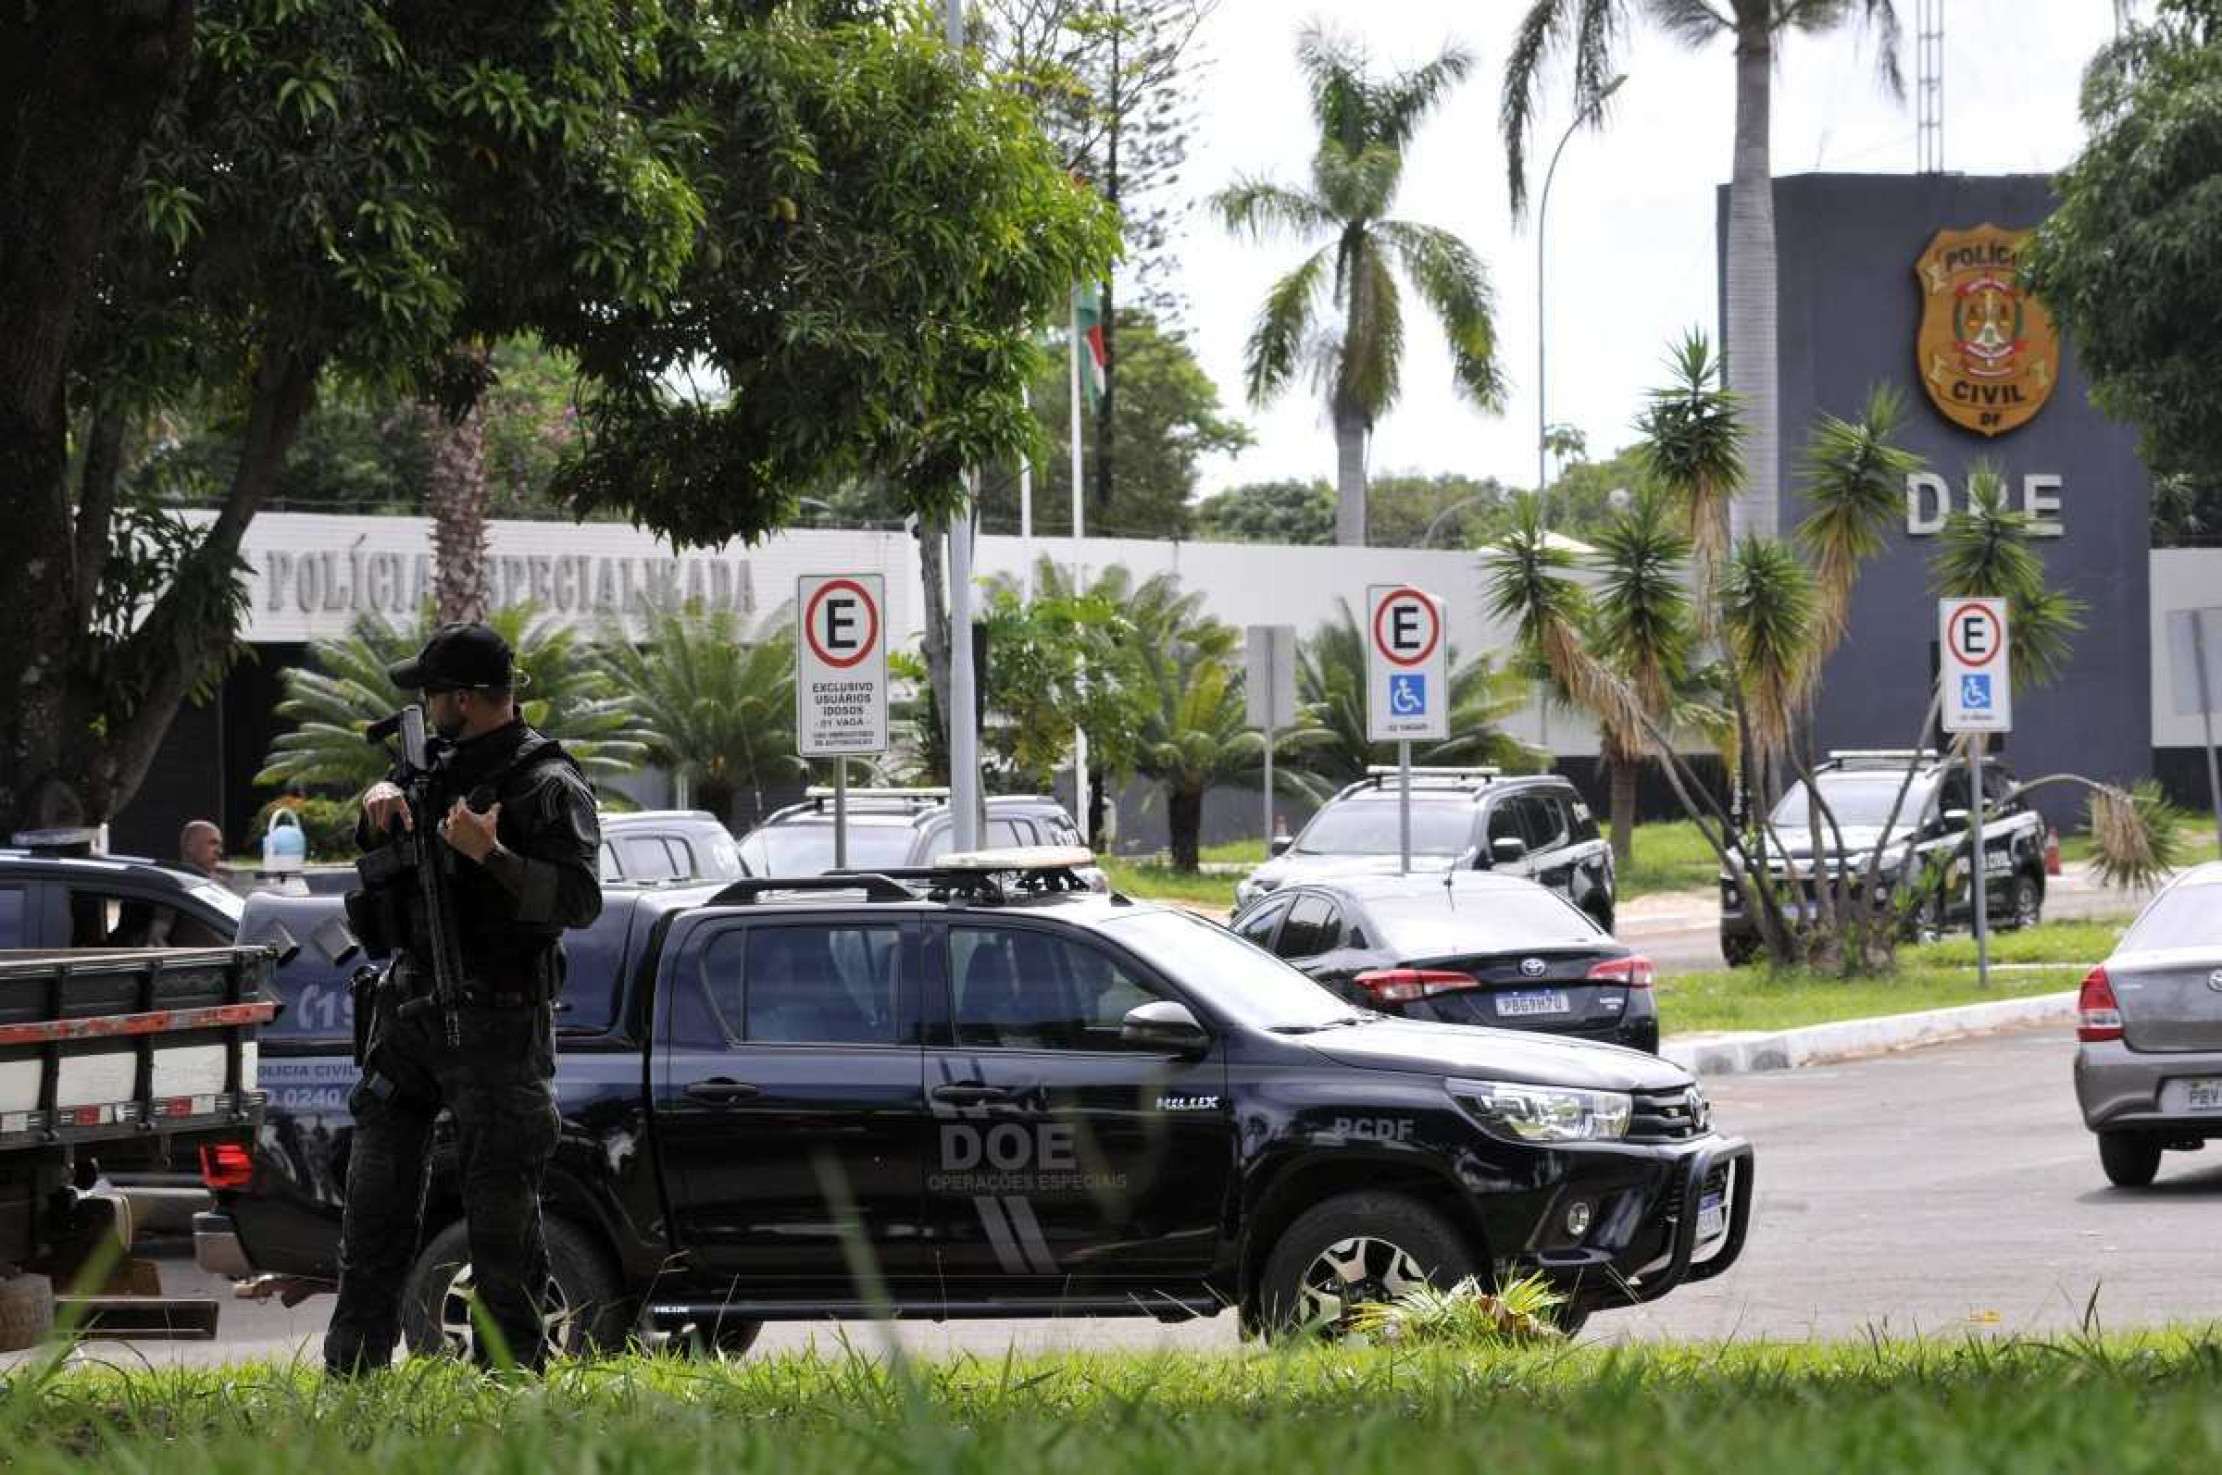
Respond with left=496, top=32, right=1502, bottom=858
left=1735, top=173, right=2152, bottom=820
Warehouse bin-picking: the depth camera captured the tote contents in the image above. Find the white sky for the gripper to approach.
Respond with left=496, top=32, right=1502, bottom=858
left=1169, top=0, right=2122, bottom=496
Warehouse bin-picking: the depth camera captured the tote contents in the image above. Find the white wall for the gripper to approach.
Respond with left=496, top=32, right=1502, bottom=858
left=210, top=512, right=1600, bottom=757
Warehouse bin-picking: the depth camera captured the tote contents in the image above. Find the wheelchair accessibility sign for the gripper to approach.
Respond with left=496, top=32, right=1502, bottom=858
left=1940, top=597, right=2011, bottom=733
left=1367, top=585, right=1448, bottom=742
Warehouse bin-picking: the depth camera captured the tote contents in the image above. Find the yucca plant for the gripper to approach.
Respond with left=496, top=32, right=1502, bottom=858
left=1588, top=487, right=1721, bottom=864
left=256, top=605, right=658, bottom=798
left=1637, top=331, right=1745, bottom=606
left=1343, top=1273, right=1568, bottom=1347
left=594, top=601, right=807, bottom=831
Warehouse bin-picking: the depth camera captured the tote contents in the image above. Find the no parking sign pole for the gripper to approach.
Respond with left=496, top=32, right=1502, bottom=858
left=1941, top=597, right=2012, bottom=989
left=1366, top=585, right=1450, bottom=875
left=799, top=574, right=889, bottom=872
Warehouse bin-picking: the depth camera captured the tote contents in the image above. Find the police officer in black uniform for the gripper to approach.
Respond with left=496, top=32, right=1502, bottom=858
left=323, top=622, right=602, bottom=1374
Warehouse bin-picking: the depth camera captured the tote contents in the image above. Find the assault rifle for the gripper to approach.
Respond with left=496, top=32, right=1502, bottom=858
left=357, top=704, right=466, bottom=1050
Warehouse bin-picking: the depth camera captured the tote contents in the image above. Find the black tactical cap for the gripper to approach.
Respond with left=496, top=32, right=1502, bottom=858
left=386, top=622, right=526, bottom=693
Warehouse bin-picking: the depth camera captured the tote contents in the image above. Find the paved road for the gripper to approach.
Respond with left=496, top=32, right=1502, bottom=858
left=27, top=1022, right=2221, bottom=1368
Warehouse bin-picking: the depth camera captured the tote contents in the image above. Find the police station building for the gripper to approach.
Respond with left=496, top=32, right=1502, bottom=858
left=105, top=171, right=2220, bottom=858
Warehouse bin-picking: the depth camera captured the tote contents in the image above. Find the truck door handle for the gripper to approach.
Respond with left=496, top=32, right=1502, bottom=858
left=930, top=1084, right=1014, bottom=1106
left=684, top=1079, right=762, bottom=1104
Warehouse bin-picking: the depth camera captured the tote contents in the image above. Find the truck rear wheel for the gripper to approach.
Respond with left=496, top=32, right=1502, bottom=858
left=400, top=1216, right=629, bottom=1362
left=1254, top=1191, right=1475, bottom=1340
left=0, top=1272, right=55, bottom=1353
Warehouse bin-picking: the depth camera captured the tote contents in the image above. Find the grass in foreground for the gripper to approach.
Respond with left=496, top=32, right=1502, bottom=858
left=1659, top=960, right=2082, bottom=1036
left=9, top=1333, right=2222, bottom=1473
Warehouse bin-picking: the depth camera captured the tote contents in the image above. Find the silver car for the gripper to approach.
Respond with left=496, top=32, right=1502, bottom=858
left=2074, top=860, right=2222, bottom=1186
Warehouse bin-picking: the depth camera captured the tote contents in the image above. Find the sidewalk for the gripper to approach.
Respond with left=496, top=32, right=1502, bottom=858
left=1620, top=857, right=2162, bottom=932
left=1662, top=989, right=2077, bottom=1077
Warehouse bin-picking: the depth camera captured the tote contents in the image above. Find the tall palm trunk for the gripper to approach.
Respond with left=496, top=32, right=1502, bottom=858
left=1609, top=747, right=1639, bottom=866
left=1168, top=783, right=1204, bottom=871
left=1332, top=402, right=1368, bottom=546
left=427, top=399, right=490, bottom=623
left=1724, top=20, right=1779, bottom=544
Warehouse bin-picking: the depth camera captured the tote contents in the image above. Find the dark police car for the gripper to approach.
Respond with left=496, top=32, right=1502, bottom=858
left=1718, top=749, right=2048, bottom=966
left=1236, top=770, right=1618, bottom=932
left=199, top=850, right=1748, bottom=1351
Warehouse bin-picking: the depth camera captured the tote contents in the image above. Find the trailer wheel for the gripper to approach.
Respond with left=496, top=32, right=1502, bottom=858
left=0, top=1272, right=55, bottom=1353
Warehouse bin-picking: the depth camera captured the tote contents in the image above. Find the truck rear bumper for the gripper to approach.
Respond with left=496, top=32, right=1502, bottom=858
left=193, top=1210, right=252, bottom=1280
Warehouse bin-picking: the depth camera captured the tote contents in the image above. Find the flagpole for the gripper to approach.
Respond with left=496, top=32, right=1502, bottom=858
left=1070, top=286, right=1091, bottom=845
left=1020, top=385, right=1034, bottom=604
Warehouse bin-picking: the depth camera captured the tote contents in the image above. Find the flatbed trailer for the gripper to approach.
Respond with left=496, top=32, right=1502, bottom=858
left=0, top=946, right=275, bottom=1349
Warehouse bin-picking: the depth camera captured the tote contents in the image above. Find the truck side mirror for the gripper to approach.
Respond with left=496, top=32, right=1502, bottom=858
left=1120, top=1000, right=1210, bottom=1056
left=1268, top=836, right=1293, bottom=858
left=1490, top=836, right=1528, bottom=865
left=1940, top=808, right=1970, bottom=826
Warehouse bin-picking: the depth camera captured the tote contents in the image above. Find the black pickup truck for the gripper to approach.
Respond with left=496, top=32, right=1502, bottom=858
left=204, top=855, right=1751, bottom=1353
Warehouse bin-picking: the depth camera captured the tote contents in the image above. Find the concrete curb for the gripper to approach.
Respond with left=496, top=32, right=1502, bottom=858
left=1661, top=989, right=2077, bottom=1077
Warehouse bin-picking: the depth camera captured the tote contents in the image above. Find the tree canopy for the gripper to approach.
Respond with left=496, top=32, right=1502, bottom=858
left=2027, top=0, right=2222, bottom=495
left=0, top=1, right=1117, bottom=832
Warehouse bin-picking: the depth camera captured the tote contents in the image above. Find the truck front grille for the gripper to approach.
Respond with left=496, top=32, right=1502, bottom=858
left=1626, top=1086, right=1710, bottom=1143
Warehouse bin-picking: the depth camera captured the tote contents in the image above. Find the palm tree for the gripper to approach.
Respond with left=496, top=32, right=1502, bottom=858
left=1502, top=1, right=1902, bottom=543
left=256, top=605, right=657, bottom=797
left=1292, top=598, right=1539, bottom=786
left=1215, top=26, right=1505, bottom=546
left=594, top=601, right=807, bottom=831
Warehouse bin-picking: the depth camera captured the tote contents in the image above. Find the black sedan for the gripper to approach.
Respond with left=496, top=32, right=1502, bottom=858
left=1230, top=871, right=1659, bottom=1052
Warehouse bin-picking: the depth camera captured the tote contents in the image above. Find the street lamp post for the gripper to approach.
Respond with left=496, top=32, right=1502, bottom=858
left=1536, top=74, right=1626, bottom=525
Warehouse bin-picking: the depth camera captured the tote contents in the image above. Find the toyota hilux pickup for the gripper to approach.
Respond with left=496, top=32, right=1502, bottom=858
left=199, top=850, right=1750, bottom=1353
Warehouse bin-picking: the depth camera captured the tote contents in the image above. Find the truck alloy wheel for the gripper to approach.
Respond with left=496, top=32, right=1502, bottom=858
left=1298, top=1236, right=1432, bottom=1326
left=429, top=1261, right=576, bottom=1361
left=400, top=1217, right=626, bottom=1361
left=2007, top=876, right=2042, bottom=930
left=1256, top=1190, right=1475, bottom=1339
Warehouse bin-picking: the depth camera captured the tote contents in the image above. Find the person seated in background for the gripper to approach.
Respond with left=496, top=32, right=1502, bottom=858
left=178, top=820, right=226, bottom=881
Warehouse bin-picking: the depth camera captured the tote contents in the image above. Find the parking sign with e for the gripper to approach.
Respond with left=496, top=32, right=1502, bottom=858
left=1366, top=584, right=1449, bottom=742
left=798, top=574, right=888, bottom=756
left=1940, top=596, right=2011, bottom=733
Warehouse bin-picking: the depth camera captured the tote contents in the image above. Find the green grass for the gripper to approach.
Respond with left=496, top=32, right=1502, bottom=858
left=1912, top=919, right=2122, bottom=968
left=1658, top=960, right=2083, bottom=1036
left=11, top=1335, right=2222, bottom=1473
left=1101, top=858, right=1238, bottom=912
left=1199, top=838, right=1268, bottom=865
left=1618, top=820, right=1719, bottom=899
left=2059, top=810, right=2219, bottom=868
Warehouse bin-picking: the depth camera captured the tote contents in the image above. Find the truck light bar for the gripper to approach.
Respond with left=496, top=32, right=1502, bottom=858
left=1362, top=766, right=1502, bottom=779
left=802, top=786, right=949, bottom=801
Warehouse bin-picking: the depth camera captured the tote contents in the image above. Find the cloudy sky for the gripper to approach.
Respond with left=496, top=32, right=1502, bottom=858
left=1163, top=0, right=2123, bottom=497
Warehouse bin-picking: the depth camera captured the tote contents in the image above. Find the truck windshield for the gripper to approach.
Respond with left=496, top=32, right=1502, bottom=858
left=739, top=823, right=915, bottom=876
left=1104, top=909, right=1355, bottom=1030
left=1295, top=799, right=1472, bottom=857
left=1771, top=776, right=1930, bottom=832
